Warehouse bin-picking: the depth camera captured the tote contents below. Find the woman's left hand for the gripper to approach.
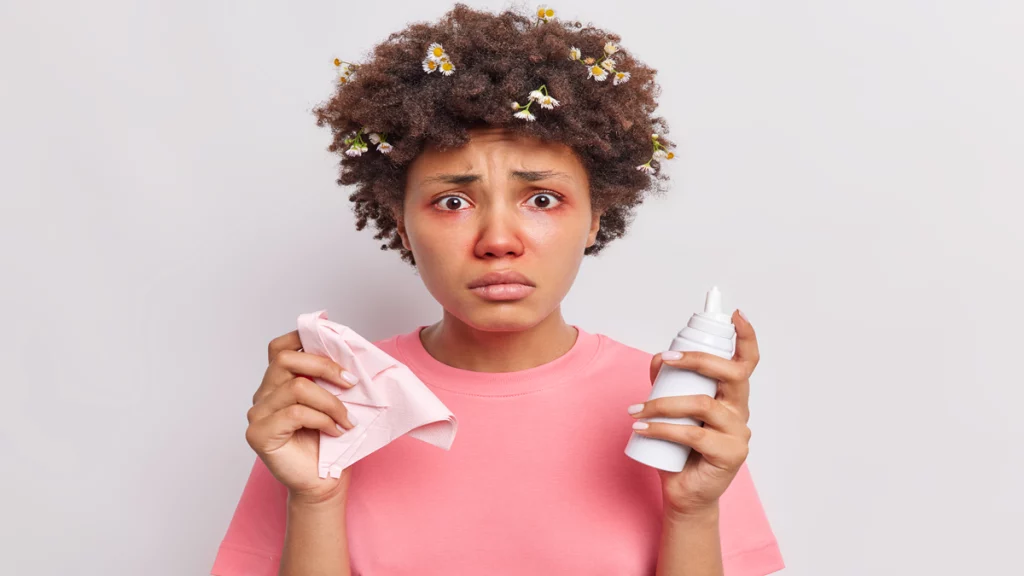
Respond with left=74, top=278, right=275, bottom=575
left=629, top=309, right=760, bottom=519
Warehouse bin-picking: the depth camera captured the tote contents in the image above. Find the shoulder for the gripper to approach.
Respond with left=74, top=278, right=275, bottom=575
left=587, top=330, right=654, bottom=379
left=370, top=328, right=414, bottom=359
left=590, top=330, right=652, bottom=362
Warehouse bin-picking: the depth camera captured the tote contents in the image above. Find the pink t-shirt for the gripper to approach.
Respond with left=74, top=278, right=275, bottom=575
left=211, top=326, right=784, bottom=575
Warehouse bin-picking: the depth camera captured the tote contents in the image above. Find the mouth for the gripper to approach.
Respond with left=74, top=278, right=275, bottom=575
left=467, top=270, right=536, bottom=301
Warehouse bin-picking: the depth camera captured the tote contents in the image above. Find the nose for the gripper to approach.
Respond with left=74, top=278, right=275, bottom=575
left=473, top=204, right=524, bottom=260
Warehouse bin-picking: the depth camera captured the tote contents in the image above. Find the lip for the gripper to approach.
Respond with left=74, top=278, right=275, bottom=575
left=467, top=270, right=536, bottom=289
left=467, top=270, right=536, bottom=301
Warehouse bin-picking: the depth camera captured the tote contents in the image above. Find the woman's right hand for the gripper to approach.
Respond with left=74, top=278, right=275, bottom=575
left=245, top=330, right=359, bottom=503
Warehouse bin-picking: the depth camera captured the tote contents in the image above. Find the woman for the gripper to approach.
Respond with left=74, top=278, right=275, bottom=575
left=212, top=5, right=783, bottom=575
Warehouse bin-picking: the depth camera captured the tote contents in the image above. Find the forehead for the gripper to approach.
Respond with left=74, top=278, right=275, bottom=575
left=410, top=126, right=586, bottom=176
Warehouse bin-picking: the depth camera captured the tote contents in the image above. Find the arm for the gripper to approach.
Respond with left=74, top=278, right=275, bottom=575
left=656, top=505, right=723, bottom=576
left=280, top=491, right=352, bottom=576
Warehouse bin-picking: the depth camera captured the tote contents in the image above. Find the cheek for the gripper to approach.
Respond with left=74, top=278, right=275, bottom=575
left=406, top=213, right=475, bottom=267
left=522, top=210, right=589, bottom=251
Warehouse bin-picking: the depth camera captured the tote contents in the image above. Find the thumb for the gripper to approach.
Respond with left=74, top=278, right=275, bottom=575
left=649, top=353, right=664, bottom=385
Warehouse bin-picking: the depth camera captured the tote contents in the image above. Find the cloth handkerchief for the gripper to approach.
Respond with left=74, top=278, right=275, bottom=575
left=295, top=310, right=458, bottom=478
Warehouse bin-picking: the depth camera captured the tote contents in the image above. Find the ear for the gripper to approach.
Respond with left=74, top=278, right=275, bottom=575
left=585, top=209, right=603, bottom=248
left=392, top=204, right=412, bottom=251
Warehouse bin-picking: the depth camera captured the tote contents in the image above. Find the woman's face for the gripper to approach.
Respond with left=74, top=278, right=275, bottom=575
left=397, top=126, right=602, bottom=332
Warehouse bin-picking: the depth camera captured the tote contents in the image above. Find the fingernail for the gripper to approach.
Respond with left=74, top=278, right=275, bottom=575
left=627, top=403, right=645, bottom=415
left=738, top=309, right=749, bottom=323
left=632, top=421, right=649, bottom=430
left=341, top=370, right=359, bottom=386
left=348, top=413, right=359, bottom=426
left=662, top=350, right=683, bottom=361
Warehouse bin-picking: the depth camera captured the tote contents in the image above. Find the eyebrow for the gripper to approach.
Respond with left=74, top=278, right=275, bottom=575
left=422, top=170, right=571, bottom=185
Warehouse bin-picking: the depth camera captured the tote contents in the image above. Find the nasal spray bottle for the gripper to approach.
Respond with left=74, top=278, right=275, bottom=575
left=624, top=286, right=736, bottom=473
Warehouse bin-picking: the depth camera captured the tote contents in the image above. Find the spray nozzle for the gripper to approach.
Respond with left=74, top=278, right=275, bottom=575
left=700, top=285, right=733, bottom=324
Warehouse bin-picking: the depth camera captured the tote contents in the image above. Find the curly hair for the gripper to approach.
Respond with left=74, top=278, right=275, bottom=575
left=312, top=3, right=674, bottom=266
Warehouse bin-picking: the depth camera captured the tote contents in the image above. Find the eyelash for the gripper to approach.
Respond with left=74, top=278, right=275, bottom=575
left=432, top=191, right=565, bottom=211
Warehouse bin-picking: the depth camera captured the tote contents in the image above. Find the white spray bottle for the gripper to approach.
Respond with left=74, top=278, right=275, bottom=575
left=624, top=286, right=736, bottom=472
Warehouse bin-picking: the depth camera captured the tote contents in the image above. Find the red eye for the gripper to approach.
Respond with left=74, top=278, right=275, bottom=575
left=434, top=195, right=470, bottom=211
left=528, top=192, right=562, bottom=209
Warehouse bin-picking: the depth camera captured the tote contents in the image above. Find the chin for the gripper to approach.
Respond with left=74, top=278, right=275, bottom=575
left=452, top=299, right=550, bottom=333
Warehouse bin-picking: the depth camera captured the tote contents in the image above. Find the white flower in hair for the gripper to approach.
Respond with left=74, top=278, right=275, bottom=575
left=346, top=146, right=364, bottom=157
left=368, top=133, right=381, bottom=145
left=587, top=63, right=608, bottom=81
left=423, top=57, right=439, bottom=73
left=529, top=90, right=545, bottom=102
left=377, top=142, right=393, bottom=154
left=538, top=95, right=559, bottom=109
left=536, top=5, right=555, bottom=22
left=604, top=42, right=619, bottom=55
left=636, top=163, right=654, bottom=174
left=426, top=43, right=447, bottom=63
left=653, top=149, right=668, bottom=159
left=439, top=57, right=456, bottom=76
left=613, top=71, right=631, bottom=85
left=601, top=58, right=616, bottom=71
left=514, top=109, right=537, bottom=121
left=334, top=58, right=357, bottom=84
left=512, top=101, right=521, bottom=110
left=569, top=46, right=581, bottom=61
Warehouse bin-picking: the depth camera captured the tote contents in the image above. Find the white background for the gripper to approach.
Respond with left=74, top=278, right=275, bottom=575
left=2, top=1, right=1022, bottom=574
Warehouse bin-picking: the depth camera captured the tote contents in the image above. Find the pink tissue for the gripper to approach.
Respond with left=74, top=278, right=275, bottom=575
left=295, top=310, right=458, bottom=478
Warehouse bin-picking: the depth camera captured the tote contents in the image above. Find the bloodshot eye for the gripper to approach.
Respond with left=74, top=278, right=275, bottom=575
left=528, top=192, right=563, bottom=209
left=435, top=195, right=470, bottom=211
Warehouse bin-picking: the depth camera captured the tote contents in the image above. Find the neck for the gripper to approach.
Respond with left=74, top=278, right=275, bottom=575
left=418, top=308, right=579, bottom=373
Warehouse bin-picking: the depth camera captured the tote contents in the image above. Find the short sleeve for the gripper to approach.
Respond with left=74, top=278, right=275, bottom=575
left=719, top=462, right=785, bottom=576
left=210, top=458, right=288, bottom=576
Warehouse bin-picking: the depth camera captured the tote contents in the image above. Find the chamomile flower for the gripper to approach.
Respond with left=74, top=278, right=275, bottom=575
left=604, top=42, right=619, bottom=55
left=512, top=101, right=521, bottom=110
left=346, top=146, right=364, bottom=157
left=569, top=46, right=582, bottom=61
left=514, top=109, right=537, bottom=121
left=368, top=133, right=381, bottom=145
left=654, top=149, right=668, bottom=159
left=377, top=141, right=393, bottom=154
left=538, top=95, right=559, bottom=109
left=601, top=58, right=616, bottom=71
left=529, top=90, right=545, bottom=102
left=422, top=57, right=439, bottom=74
left=334, top=58, right=357, bottom=84
left=584, top=56, right=595, bottom=65
left=613, top=70, right=631, bottom=85
left=588, top=64, right=608, bottom=81
left=536, top=5, right=555, bottom=22
left=636, top=162, right=654, bottom=174
left=439, top=57, right=456, bottom=76
left=426, top=43, right=447, bottom=63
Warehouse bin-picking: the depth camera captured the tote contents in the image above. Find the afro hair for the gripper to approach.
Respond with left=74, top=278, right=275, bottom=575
left=312, top=3, right=675, bottom=266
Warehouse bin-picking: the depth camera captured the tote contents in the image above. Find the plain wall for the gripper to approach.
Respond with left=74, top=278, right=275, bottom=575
left=2, top=1, right=1022, bottom=574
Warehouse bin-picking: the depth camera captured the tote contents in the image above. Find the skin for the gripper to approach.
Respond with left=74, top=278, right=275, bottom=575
left=396, top=125, right=602, bottom=372
left=242, top=126, right=763, bottom=576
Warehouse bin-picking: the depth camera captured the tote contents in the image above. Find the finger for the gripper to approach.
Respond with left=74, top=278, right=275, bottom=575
left=249, top=376, right=357, bottom=430
left=632, top=422, right=749, bottom=469
left=251, top=404, right=345, bottom=449
left=732, top=309, right=760, bottom=370
left=659, top=350, right=750, bottom=383
left=268, top=330, right=302, bottom=364
left=627, top=394, right=747, bottom=436
left=649, top=354, right=662, bottom=385
left=255, top=349, right=358, bottom=405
